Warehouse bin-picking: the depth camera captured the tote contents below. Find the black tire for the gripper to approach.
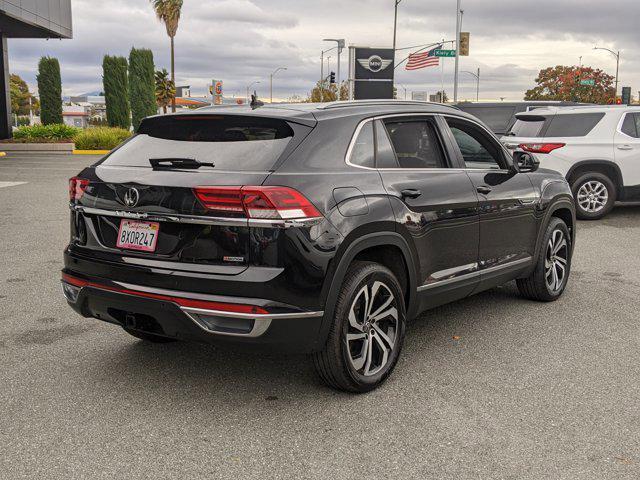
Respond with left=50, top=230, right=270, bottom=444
left=313, top=261, right=407, bottom=393
left=123, top=328, right=177, bottom=343
left=571, top=172, right=616, bottom=220
left=517, top=217, right=572, bottom=302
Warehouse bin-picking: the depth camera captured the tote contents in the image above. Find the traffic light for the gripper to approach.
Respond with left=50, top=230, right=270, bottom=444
left=329, top=71, right=336, bottom=84
left=459, top=32, right=470, bottom=56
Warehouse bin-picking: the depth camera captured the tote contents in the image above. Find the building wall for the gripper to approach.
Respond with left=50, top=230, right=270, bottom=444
left=0, top=0, right=72, bottom=38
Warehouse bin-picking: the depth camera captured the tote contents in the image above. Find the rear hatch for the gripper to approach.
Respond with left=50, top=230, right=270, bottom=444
left=70, top=113, right=314, bottom=273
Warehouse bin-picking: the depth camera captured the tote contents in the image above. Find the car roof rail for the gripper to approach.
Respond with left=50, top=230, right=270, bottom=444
left=317, top=99, right=451, bottom=110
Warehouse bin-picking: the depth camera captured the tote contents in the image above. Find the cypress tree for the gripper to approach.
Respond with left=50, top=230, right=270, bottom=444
left=102, top=55, right=131, bottom=129
left=128, top=48, right=157, bottom=131
left=36, top=57, right=63, bottom=125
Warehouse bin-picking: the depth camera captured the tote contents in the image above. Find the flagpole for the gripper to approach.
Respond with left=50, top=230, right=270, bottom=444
left=440, top=38, right=445, bottom=102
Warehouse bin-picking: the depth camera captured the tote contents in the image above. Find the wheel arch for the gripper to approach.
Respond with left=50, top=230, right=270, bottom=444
left=565, top=160, right=623, bottom=200
left=531, top=199, right=576, bottom=273
left=315, top=232, right=419, bottom=351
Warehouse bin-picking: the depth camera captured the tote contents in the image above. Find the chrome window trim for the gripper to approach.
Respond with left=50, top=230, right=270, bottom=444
left=71, top=205, right=323, bottom=229
left=344, top=113, right=513, bottom=174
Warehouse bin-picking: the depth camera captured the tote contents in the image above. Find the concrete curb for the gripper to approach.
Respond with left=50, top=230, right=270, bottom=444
left=72, top=150, right=110, bottom=155
left=0, top=143, right=75, bottom=154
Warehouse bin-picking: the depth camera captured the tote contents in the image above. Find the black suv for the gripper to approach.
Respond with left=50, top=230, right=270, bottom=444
left=63, top=101, right=576, bottom=392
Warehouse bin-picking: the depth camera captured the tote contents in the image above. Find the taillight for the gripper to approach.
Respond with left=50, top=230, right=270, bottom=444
left=69, top=177, right=89, bottom=202
left=194, top=186, right=322, bottom=220
left=519, top=143, right=565, bottom=154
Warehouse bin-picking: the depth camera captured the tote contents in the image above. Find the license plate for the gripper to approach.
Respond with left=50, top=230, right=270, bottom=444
left=116, top=220, right=160, bottom=252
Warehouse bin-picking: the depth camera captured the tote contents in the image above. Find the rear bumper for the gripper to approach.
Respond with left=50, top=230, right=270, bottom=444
left=61, top=272, right=325, bottom=353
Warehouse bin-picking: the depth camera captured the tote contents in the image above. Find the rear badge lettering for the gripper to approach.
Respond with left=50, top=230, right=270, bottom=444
left=223, top=256, right=245, bottom=263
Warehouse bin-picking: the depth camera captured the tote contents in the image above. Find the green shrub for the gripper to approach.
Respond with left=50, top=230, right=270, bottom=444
left=103, top=55, right=131, bottom=130
left=73, top=127, right=132, bottom=150
left=13, top=123, right=79, bottom=141
left=37, top=57, right=63, bottom=125
left=129, top=48, right=156, bottom=131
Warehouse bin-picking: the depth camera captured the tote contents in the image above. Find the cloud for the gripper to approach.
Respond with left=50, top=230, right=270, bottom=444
left=7, top=0, right=639, bottom=101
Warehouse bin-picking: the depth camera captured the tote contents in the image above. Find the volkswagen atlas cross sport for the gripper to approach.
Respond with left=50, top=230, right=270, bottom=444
left=63, top=100, right=576, bottom=393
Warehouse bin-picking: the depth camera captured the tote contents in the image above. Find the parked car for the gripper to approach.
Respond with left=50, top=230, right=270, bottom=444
left=501, top=105, right=640, bottom=219
left=62, top=100, right=575, bottom=392
left=456, top=101, right=585, bottom=136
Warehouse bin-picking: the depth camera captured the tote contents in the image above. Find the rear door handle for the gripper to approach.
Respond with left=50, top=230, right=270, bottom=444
left=401, top=189, right=422, bottom=199
left=618, top=145, right=633, bottom=151
left=476, top=186, right=492, bottom=195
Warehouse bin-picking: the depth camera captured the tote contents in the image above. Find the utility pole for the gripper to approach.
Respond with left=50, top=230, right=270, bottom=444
left=453, top=0, right=462, bottom=103
left=393, top=1, right=402, bottom=53
left=324, top=39, right=345, bottom=97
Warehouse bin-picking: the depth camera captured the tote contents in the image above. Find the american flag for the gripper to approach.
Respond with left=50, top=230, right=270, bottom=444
left=405, top=44, right=442, bottom=71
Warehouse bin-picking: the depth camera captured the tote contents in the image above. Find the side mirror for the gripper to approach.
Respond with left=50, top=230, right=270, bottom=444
left=513, top=151, right=540, bottom=173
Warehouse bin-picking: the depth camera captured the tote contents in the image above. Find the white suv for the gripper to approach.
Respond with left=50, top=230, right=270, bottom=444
left=501, top=105, right=640, bottom=219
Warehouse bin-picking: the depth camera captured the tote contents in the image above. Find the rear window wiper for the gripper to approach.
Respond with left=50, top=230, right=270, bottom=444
left=149, top=158, right=215, bottom=170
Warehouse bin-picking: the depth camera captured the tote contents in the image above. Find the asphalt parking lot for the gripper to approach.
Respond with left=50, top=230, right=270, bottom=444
left=1, top=154, right=639, bottom=479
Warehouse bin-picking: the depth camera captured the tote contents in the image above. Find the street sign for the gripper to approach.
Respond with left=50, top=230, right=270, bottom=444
left=580, top=79, right=595, bottom=86
left=434, top=49, right=456, bottom=58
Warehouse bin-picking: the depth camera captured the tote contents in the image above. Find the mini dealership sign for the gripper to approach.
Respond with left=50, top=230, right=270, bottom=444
left=348, top=46, right=395, bottom=100
left=211, top=80, right=224, bottom=105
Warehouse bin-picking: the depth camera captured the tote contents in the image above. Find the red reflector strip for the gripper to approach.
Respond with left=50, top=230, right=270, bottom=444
left=61, top=273, right=269, bottom=314
left=519, top=143, right=565, bottom=154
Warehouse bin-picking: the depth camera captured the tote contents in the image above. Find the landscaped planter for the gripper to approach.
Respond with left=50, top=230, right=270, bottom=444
left=0, top=143, right=75, bottom=154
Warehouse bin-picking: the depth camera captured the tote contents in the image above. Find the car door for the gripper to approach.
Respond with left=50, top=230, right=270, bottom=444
left=441, top=115, right=538, bottom=289
left=615, top=112, right=640, bottom=198
left=373, top=115, right=480, bottom=310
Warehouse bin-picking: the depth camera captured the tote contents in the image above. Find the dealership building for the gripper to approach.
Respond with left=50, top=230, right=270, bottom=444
left=0, top=0, right=72, bottom=139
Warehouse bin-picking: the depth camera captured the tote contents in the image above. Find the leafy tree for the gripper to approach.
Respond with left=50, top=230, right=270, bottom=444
left=150, top=0, right=183, bottom=113
left=103, top=55, right=131, bottom=129
left=434, top=90, right=449, bottom=103
left=307, top=81, right=339, bottom=103
left=129, top=48, right=157, bottom=130
left=10, top=74, right=39, bottom=116
left=154, top=69, right=175, bottom=113
left=525, top=65, right=615, bottom=104
left=339, top=81, right=349, bottom=101
left=36, top=57, right=63, bottom=125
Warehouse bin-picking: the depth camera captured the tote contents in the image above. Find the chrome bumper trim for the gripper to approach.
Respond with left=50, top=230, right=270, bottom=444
left=71, top=205, right=323, bottom=229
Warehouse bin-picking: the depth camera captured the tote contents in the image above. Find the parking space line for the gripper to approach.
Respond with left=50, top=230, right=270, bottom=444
left=0, top=181, right=28, bottom=188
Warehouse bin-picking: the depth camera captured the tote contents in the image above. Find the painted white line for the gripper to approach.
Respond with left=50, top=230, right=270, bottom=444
left=0, top=181, right=27, bottom=188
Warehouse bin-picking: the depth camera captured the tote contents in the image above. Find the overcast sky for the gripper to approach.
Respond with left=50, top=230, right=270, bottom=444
left=8, top=0, right=639, bottom=101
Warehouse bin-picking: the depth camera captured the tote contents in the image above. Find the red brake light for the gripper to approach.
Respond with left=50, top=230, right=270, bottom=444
left=519, top=143, right=565, bottom=154
left=69, top=177, right=89, bottom=202
left=194, top=186, right=322, bottom=220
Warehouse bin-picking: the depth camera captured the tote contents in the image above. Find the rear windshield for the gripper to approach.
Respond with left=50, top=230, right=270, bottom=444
left=509, top=116, right=546, bottom=137
left=101, top=115, right=296, bottom=170
left=457, top=106, right=517, bottom=134
left=544, top=112, right=605, bottom=137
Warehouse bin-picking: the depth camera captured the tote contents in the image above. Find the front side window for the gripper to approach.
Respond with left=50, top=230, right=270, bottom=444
left=382, top=119, right=446, bottom=169
left=446, top=118, right=504, bottom=170
left=621, top=113, right=639, bottom=138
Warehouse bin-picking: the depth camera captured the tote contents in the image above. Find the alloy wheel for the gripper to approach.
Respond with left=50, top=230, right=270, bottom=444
left=577, top=180, right=608, bottom=213
left=545, top=229, right=569, bottom=293
left=346, top=280, right=398, bottom=377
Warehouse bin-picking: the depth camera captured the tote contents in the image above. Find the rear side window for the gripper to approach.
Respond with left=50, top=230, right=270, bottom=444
left=621, top=113, right=639, bottom=138
left=383, top=119, right=446, bottom=169
left=544, top=113, right=604, bottom=137
left=349, top=122, right=375, bottom=168
left=101, top=115, right=298, bottom=171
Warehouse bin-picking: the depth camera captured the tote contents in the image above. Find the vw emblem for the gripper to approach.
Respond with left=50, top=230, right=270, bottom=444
left=123, top=187, right=139, bottom=208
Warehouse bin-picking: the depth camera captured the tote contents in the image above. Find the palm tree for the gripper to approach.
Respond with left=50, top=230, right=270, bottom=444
left=150, top=0, right=183, bottom=112
left=155, top=69, right=175, bottom=114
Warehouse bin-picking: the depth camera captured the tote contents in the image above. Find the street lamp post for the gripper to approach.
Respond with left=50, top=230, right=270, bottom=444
left=594, top=46, right=620, bottom=103
left=323, top=39, right=345, bottom=92
left=393, top=0, right=402, bottom=53
left=462, top=68, right=480, bottom=101
left=269, top=67, right=287, bottom=104
left=246, top=80, right=261, bottom=104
